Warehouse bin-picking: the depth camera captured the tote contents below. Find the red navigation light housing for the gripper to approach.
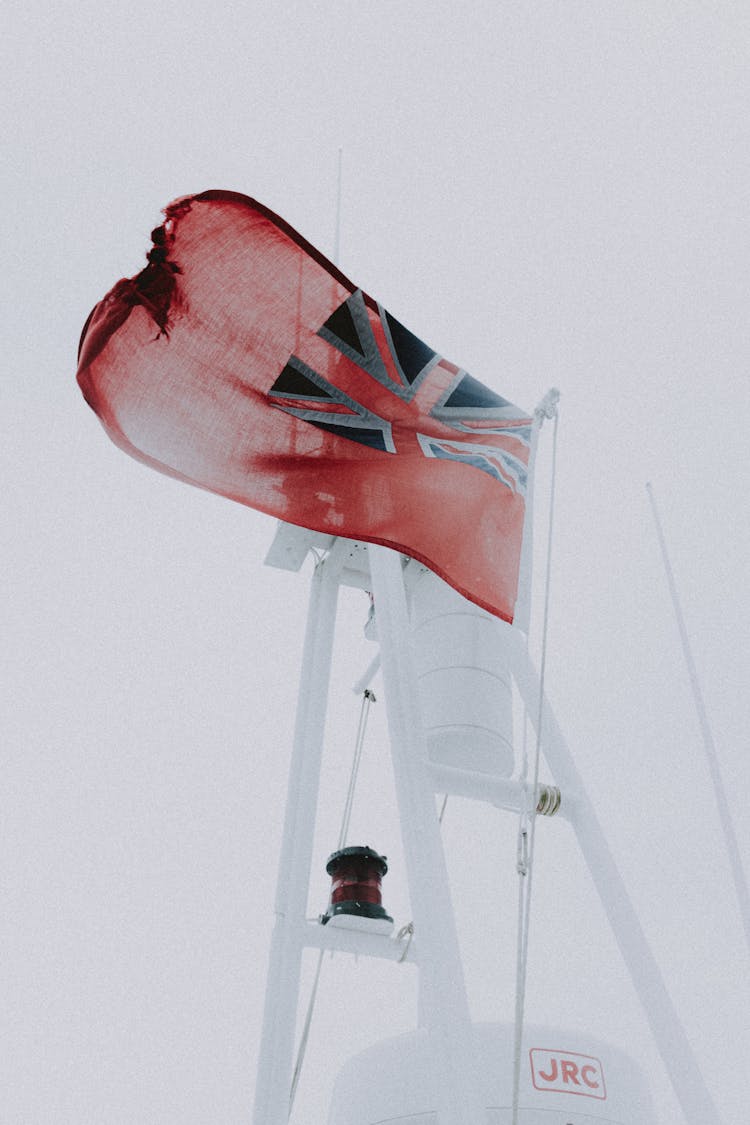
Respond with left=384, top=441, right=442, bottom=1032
left=322, top=846, right=393, bottom=933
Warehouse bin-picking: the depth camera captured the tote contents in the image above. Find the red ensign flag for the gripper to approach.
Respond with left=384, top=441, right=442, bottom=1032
left=77, top=191, right=537, bottom=622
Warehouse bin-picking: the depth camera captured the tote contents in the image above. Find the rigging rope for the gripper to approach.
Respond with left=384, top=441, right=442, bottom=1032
left=338, top=689, right=376, bottom=850
left=289, top=948, right=324, bottom=1114
left=289, top=685, right=376, bottom=1119
left=511, top=393, right=560, bottom=1125
left=438, top=793, right=449, bottom=824
left=646, top=482, right=750, bottom=958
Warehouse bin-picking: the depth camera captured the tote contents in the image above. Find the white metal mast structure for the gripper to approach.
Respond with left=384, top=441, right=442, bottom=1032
left=251, top=524, right=722, bottom=1125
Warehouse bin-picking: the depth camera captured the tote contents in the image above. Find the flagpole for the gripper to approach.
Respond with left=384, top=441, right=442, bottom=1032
left=646, top=482, right=750, bottom=957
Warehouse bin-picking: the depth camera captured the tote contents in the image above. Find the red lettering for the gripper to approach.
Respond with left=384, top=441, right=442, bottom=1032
left=560, top=1060, right=581, bottom=1085
left=581, top=1064, right=599, bottom=1089
left=538, top=1058, right=558, bottom=1083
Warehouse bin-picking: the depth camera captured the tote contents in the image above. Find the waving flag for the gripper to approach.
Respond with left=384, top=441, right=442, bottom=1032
left=77, top=191, right=537, bottom=622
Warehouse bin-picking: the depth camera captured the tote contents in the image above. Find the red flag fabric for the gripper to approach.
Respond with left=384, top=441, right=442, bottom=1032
left=77, top=191, right=536, bottom=623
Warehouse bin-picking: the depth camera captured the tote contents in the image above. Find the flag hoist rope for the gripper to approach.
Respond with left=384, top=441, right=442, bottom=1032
left=511, top=391, right=560, bottom=1125
left=288, top=686, right=376, bottom=1118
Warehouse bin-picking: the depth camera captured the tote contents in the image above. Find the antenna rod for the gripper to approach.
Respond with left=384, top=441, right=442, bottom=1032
left=646, top=482, right=750, bottom=956
left=333, top=147, right=343, bottom=265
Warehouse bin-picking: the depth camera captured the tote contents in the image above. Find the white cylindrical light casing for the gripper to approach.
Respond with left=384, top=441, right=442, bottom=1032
left=405, top=565, right=515, bottom=776
left=327, top=1022, right=655, bottom=1124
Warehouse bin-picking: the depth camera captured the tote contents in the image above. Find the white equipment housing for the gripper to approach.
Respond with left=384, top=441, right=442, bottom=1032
left=328, top=1022, right=655, bottom=1124
left=405, top=563, right=515, bottom=776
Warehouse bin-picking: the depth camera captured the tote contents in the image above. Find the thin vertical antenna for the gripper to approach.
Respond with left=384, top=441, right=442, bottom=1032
left=333, top=147, right=343, bottom=265
left=646, top=482, right=750, bottom=956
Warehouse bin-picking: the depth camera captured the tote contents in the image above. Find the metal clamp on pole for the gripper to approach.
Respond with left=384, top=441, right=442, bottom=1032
left=535, top=785, right=562, bottom=817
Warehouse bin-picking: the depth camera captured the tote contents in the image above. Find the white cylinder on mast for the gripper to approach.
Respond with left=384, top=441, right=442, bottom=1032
left=404, top=563, right=516, bottom=776
left=327, top=1022, right=655, bottom=1124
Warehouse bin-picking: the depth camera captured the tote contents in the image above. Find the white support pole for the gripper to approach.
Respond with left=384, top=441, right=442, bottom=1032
left=252, top=543, right=344, bottom=1125
left=509, top=631, right=723, bottom=1125
left=368, top=545, right=485, bottom=1125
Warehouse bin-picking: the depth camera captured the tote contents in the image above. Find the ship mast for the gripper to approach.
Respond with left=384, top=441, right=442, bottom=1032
left=252, top=524, right=722, bottom=1125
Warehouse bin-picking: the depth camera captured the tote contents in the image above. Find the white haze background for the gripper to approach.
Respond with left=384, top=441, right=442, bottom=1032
left=4, top=3, right=749, bottom=1122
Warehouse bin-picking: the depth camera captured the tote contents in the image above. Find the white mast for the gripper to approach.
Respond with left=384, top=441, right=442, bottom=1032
left=253, top=524, right=722, bottom=1124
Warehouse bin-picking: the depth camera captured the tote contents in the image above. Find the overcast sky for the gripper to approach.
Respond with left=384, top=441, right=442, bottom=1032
left=4, top=3, right=749, bottom=1122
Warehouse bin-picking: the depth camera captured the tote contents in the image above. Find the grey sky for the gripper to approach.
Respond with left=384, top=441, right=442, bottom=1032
left=4, top=3, right=749, bottom=1121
